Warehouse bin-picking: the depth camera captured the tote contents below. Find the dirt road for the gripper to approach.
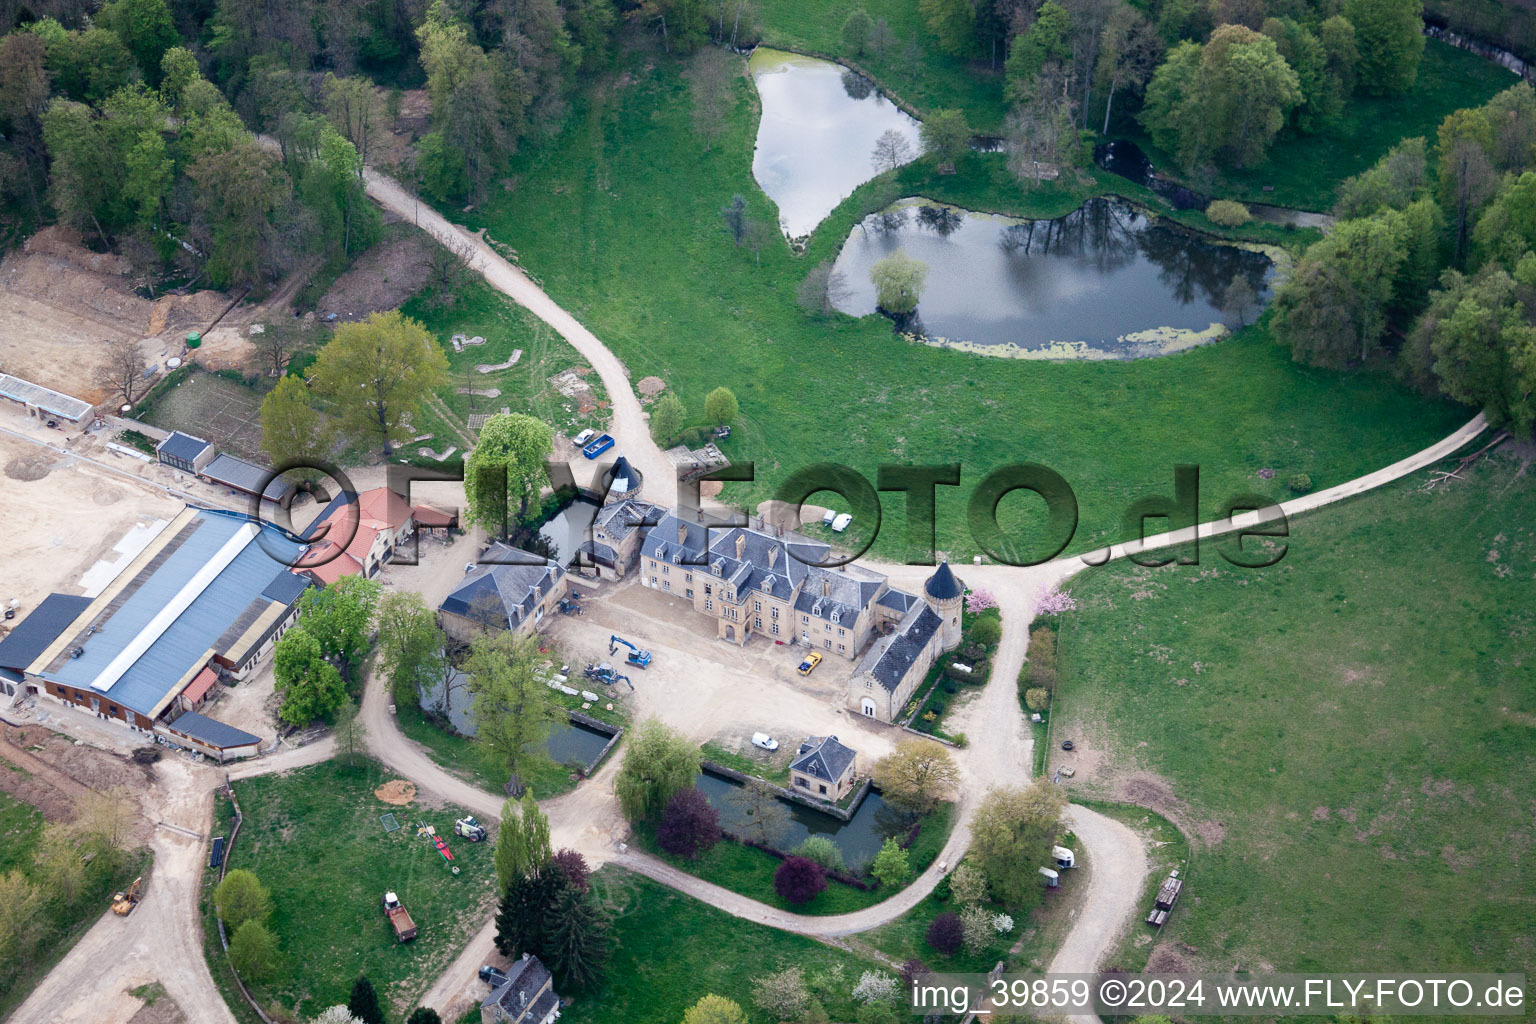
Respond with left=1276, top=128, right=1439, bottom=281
left=9, top=761, right=235, bottom=1024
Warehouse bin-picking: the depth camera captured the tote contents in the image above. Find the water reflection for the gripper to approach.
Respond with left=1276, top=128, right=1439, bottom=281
left=695, top=769, right=907, bottom=871
left=750, top=48, right=922, bottom=238
left=831, top=197, right=1275, bottom=358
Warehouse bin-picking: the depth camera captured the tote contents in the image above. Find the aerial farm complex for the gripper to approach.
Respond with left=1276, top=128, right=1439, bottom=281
left=0, top=1, right=1531, bottom=1022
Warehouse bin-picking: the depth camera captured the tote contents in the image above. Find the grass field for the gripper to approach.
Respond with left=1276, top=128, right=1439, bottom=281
left=447, top=36, right=1471, bottom=562
left=1126, top=40, right=1517, bottom=212
left=563, top=867, right=879, bottom=1023
left=631, top=800, right=954, bottom=915
left=223, top=759, right=498, bottom=1019
left=1048, top=454, right=1536, bottom=979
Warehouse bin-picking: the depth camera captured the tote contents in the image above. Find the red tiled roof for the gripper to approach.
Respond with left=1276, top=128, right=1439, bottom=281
left=182, top=666, right=219, bottom=704
left=412, top=503, right=456, bottom=528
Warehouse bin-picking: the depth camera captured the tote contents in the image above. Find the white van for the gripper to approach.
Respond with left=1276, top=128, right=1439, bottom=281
left=831, top=513, right=853, bottom=533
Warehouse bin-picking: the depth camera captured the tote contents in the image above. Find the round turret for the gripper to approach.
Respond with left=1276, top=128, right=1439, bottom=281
left=923, top=561, right=963, bottom=650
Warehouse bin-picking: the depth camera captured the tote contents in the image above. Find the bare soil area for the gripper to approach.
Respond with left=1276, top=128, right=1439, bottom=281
left=0, top=429, right=182, bottom=604
left=317, top=224, right=436, bottom=319
left=375, top=779, right=417, bottom=805
left=0, top=227, right=234, bottom=402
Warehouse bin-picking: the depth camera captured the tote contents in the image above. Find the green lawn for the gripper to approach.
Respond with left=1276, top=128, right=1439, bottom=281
left=221, top=759, right=498, bottom=1019
left=1049, top=454, right=1536, bottom=979
left=451, top=37, right=1470, bottom=562
left=1126, top=39, right=1518, bottom=212
left=400, top=279, right=610, bottom=456
left=562, top=867, right=880, bottom=1023
left=0, top=791, right=148, bottom=1017
left=700, top=741, right=792, bottom=785
left=631, top=800, right=955, bottom=915
left=755, top=0, right=1008, bottom=131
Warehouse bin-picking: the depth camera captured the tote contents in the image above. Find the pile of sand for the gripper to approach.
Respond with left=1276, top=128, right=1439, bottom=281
left=637, top=376, right=667, bottom=403
left=374, top=779, right=417, bottom=805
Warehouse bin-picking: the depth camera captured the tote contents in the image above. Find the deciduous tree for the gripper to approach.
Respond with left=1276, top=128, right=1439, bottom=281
left=295, top=575, right=381, bottom=680
left=94, top=338, right=149, bottom=408
left=920, top=109, right=970, bottom=172
left=375, top=592, right=448, bottom=706
left=466, top=631, right=562, bottom=794
left=870, top=250, right=927, bottom=315
left=332, top=697, right=364, bottom=767
left=682, top=995, right=748, bottom=1024
left=1343, top=0, right=1424, bottom=95
left=274, top=628, right=347, bottom=726
left=925, top=910, right=962, bottom=954
left=463, top=412, right=555, bottom=531
left=650, top=393, right=686, bottom=444
left=229, top=920, right=280, bottom=981
left=312, top=310, right=448, bottom=456
left=260, top=376, right=330, bottom=469
left=752, top=965, right=813, bottom=1019
left=873, top=738, right=958, bottom=813
left=773, top=856, right=827, bottom=904
left=970, top=780, right=1067, bottom=904
left=842, top=9, right=874, bottom=55
left=870, top=128, right=914, bottom=173
left=615, top=718, right=699, bottom=821
left=657, top=787, right=722, bottom=859
left=870, top=836, right=910, bottom=887
left=703, top=386, right=739, bottom=427
left=215, top=869, right=274, bottom=932
left=1438, top=108, right=1498, bottom=265
left=797, top=260, right=851, bottom=319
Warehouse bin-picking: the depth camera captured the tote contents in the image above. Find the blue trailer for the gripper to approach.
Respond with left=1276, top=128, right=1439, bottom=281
left=582, top=434, right=615, bottom=459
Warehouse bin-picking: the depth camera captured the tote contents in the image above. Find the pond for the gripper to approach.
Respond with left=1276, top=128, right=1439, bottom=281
left=418, top=670, right=611, bottom=768
left=829, top=197, right=1276, bottom=359
left=695, top=769, right=908, bottom=872
left=750, top=48, right=922, bottom=239
left=537, top=499, right=598, bottom=566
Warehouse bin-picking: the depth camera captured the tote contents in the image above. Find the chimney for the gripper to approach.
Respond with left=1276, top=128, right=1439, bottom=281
left=768, top=546, right=779, bottom=568
left=677, top=523, right=687, bottom=544
left=821, top=577, right=830, bottom=597
left=735, top=533, right=746, bottom=559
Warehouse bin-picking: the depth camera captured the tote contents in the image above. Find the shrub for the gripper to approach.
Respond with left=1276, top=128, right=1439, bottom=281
left=943, top=680, right=958, bottom=694
left=228, top=919, right=279, bottom=981
left=993, top=912, right=1015, bottom=934
left=794, top=835, right=846, bottom=873
left=870, top=836, right=911, bottom=888
left=959, top=903, right=993, bottom=952
left=774, top=856, right=827, bottom=904
left=751, top=966, right=812, bottom=1020
left=1206, top=199, right=1252, bottom=226
left=949, top=863, right=988, bottom=905
left=965, top=589, right=997, bottom=612
left=1025, top=687, right=1051, bottom=712
left=657, top=787, right=722, bottom=860
left=925, top=911, right=964, bottom=955
left=1287, top=473, right=1314, bottom=494
left=931, top=873, right=952, bottom=901
left=966, top=616, right=1001, bottom=649
left=552, top=848, right=590, bottom=893
left=215, top=869, right=273, bottom=932
left=899, top=958, right=931, bottom=985
left=853, top=970, right=899, bottom=1004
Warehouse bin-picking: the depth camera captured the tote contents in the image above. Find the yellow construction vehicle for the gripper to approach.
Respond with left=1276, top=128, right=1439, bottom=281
left=111, top=876, right=143, bottom=916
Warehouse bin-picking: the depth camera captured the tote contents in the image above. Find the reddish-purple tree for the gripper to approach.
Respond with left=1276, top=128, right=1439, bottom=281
left=773, top=855, right=827, bottom=904
left=656, top=787, right=722, bottom=860
left=899, top=958, right=931, bottom=986
left=926, top=912, right=963, bottom=955
left=552, top=848, right=590, bottom=893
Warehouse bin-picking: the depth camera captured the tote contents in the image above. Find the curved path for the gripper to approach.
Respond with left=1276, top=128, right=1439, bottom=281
left=354, top=166, right=1489, bottom=1018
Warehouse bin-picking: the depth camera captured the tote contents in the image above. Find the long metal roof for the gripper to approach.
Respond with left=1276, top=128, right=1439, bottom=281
left=0, top=373, right=93, bottom=421
left=33, top=508, right=304, bottom=718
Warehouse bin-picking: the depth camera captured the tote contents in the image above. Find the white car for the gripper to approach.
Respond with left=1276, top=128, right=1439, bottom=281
left=751, top=733, right=779, bottom=751
left=831, top=513, right=853, bottom=533
left=821, top=509, right=837, bottom=525
left=572, top=429, right=596, bottom=446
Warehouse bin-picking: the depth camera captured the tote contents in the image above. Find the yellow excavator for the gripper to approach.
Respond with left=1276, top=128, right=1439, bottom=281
left=111, top=876, right=143, bottom=916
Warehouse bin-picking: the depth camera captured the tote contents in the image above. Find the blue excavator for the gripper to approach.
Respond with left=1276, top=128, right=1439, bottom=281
left=609, top=634, right=652, bottom=669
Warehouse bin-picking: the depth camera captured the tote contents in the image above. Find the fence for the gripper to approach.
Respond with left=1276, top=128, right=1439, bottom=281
left=212, top=777, right=279, bottom=1024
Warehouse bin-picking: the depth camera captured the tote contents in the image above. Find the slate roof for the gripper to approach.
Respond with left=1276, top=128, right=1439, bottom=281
left=166, top=710, right=260, bottom=749
left=261, top=570, right=311, bottom=605
left=857, top=603, right=943, bottom=692
left=156, top=431, right=212, bottom=464
left=793, top=565, right=884, bottom=625
left=441, top=546, right=564, bottom=631
left=877, top=589, right=920, bottom=614
left=483, top=954, right=555, bottom=1018
left=643, top=511, right=826, bottom=600
left=31, top=508, right=306, bottom=719
left=201, top=454, right=294, bottom=502
left=593, top=499, right=664, bottom=543
left=791, top=734, right=857, bottom=784
left=605, top=455, right=641, bottom=494
left=924, top=561, right=962, bottom=600
left=0, top=593, right=92, bottom=673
